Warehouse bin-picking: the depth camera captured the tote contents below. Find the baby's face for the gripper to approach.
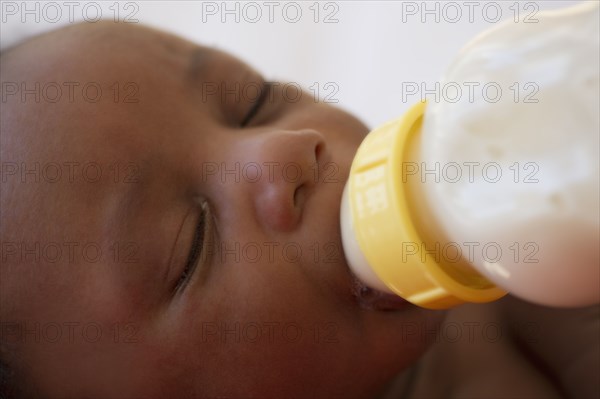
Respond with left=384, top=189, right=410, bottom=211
left=1, top=22, right=443, bottom=398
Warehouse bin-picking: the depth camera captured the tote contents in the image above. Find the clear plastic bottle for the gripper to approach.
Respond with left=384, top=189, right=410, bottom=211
left=341, top=2, right=599, bottom=309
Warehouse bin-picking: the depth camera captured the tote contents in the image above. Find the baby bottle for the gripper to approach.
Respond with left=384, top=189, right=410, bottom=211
left=341, top=2, right=599, bottom=309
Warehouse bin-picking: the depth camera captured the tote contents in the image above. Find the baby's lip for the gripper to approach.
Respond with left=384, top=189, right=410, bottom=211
left=349, top=270, right=413, bottom=311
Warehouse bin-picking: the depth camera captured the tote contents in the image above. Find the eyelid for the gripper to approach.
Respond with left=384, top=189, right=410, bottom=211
left=174, top=199, right=212, bottom=293
left=240, top=81, right=272, bottom=127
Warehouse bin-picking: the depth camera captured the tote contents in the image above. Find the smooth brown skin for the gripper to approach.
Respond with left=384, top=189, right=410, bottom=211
left=1, top=22, right=598, bottom=399
left=391, top=297, right=600, bottom=399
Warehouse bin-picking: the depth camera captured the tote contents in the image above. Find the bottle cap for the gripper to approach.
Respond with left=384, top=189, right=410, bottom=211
left=345, top=101, right=506, bottom=309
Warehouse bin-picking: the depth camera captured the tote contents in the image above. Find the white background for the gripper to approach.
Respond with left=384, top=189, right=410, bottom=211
left=0, top=0, right=581, bottom=127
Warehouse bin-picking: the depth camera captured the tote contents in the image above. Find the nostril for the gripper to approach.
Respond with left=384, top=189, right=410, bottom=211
left=315, top=141, right=324, bottom=162
left=293, top=184, right=306, bottom=208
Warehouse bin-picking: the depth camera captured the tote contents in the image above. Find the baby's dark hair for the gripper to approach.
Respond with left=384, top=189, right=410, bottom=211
left=0, top=359, right=13, bottom=399
left=0, top=349, right=20, bottom=399
left=0, top=336, right=35, bottom=399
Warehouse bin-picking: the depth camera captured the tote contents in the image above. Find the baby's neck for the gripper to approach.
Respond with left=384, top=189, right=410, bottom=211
left=377, top=360, right=423, bottom=399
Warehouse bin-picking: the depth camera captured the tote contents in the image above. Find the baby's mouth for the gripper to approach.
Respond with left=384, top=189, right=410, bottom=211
left=349, top=270, right=413, bottom=311
left=333, top=180, right=414, bottom=311
left=336, top=181, right=413, bottom=312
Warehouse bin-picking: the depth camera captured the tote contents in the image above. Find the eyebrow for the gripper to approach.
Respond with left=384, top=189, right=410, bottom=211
left=187, top=47, right=213, bottom=81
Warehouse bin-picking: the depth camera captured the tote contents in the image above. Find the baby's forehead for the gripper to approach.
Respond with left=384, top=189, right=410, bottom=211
left=1, top=22, right=246, bottom=165
left=4, top=24, right=176, bottom=78
left=0, top=24, right=183, bottom=224
left=3, top=23, right=256, bottom=117
left=0, top=21, right=259, bottom=209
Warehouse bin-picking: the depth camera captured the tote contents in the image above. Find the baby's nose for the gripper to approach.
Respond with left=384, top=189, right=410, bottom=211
left=245, top=129, right=325, bottom=233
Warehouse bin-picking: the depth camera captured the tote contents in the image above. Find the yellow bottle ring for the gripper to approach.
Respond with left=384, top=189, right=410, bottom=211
left=347, top=101, right=506, bottom=309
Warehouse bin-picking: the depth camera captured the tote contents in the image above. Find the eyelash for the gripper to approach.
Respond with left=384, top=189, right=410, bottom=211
left=176, top=201, right=209, bottom=291
left=240, top=82, right=271, bottom=127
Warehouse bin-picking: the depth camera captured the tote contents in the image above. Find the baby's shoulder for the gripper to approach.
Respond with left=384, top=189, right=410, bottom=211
left=383, top=302, right=563, bottom=399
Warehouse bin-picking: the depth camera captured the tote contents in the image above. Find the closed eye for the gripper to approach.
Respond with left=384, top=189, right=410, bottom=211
left=175, top=200, right=210, bottom=292
left=240, top=81, right=272, bottom=127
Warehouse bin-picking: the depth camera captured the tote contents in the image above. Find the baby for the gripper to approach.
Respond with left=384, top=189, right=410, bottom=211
left=0, top=21, right=598, bottom=399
